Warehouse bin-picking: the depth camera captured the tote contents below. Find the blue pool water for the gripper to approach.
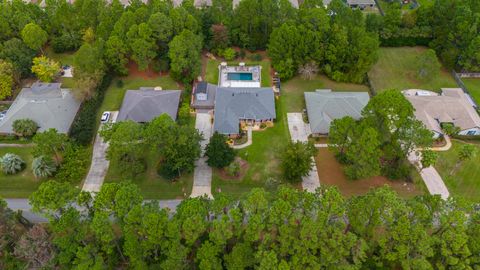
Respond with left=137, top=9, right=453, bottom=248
left=227, top=72, right=253, bottom=81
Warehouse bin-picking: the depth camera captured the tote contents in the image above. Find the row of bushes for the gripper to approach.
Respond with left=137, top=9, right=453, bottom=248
left=380, top=37, right=432, bottom=47
left=69, top=74, right=113, bottom=145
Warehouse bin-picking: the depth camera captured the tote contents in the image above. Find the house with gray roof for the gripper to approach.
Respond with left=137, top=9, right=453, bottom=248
left=214, top=87, right=276, bottom=135
left=117, top=88, right=181, bottom=123
left=305, top=90, right=370, bottom=135
left=0, top=82, right=81, bottom=134
left=347, top=0, right=376, bottom=9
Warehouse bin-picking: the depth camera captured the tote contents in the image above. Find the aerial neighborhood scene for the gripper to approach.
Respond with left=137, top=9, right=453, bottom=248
left=1, top=0, right=480, bottom=268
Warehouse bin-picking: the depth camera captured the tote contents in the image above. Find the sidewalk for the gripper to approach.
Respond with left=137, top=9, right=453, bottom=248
left=286, top=113, right=320, bottom=192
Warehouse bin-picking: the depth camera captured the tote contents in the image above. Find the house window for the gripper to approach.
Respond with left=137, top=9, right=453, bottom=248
left=467, top=130, right=476, bottom=136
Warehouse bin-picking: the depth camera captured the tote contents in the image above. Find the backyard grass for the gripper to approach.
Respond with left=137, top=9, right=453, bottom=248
left=435, top=140, right=480, bottom=202
left=315, top=148, right=425, bottom=198
left=462, top=78, right=480, bottom=105
left=0, top=147, right=47, bottom=198
left=368, top=47, right=457, bottom=93
left=205, top=59, right=272, bottom=87
left=105, top=150, right=193, bottom=200
left=282, top=75, right=370, bottom=112
left=212, top=98, right=296, bottom=199
left=45, top=46, right=76, bottom=88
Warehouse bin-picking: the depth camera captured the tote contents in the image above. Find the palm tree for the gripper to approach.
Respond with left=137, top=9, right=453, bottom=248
left=0, top=153, right=25, bottom=174
left=32, top=156, right=57, bottom=179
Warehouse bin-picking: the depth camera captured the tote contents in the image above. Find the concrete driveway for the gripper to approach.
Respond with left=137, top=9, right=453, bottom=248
left=191, top=113, right=213, bottom=199
left=408, top=151, right=449, bottom=200
left=82, top=111, right=118, bottom=193
left=287, top=113, right=320, bottom=192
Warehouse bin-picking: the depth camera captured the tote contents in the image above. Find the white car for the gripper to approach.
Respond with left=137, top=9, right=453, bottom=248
left=101, top=112, right=110, bottom=123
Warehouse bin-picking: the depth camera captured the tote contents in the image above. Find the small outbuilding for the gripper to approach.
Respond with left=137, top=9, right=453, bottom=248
left=117, top=88, right=181, bottom=123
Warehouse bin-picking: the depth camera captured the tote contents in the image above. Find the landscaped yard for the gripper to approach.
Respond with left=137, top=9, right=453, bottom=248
left=462, top=78, right=480, bottom=105
left=368, top=47, right=457, bottom=93
left=212, top=98, right=296, bottom=199
left=105, top=150, right=193, bottom=200
left=45, top=47, right=76, bottom=88
left=315, top=148, right=425, bottom=198
left=435, top=140, right=480, bottom=202
left=0, top=147, right=46, bottom=198
left=204, top=58, right=271, bottom=87
left=282, top=75, right=370, bottom=112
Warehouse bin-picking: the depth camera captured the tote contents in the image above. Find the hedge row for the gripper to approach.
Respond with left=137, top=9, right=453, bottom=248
left=69, top=74, right=113, bottom=145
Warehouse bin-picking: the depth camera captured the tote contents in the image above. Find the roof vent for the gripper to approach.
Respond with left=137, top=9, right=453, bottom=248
left=232, top=93, right=235, bottom=96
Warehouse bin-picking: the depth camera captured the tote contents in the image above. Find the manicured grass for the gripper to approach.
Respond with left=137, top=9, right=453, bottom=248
left=368, top=47, right=457, bottom=93
left=205, top=59, right=272, bottom=87
left=105, top=150, right=193, bottom=200
left=315, top=148, right=425, bottom=198
left=212, top=97, right=299, bottom=199
left=435, top=140, right=480, bottom=202
left=282, top=75, right=370, bottom=112
left=0, top=147, right=47, bottom=198
left=44, top=46, right=76, bottom=88
left=462, top=78, right=480, bottom=105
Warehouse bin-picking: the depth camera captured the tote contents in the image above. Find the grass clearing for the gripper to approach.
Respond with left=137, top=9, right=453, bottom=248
left=435, top=140, right=480, bottom=202
left=368, top=47, right=457, bottom=93
left=105, top=149, right=193, bottom=200
left=315, top=148, right=425, bottom=198
left=0, top=147, right=47, bottom=198
left=44, top=47, right=76, bottom=88
left=282, top=75, right=370, bottom=112
left=462, top=78, right=480, bottom=105
left=205, top=59, right=271, bottom=87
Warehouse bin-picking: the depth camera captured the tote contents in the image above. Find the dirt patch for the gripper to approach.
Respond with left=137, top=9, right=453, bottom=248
left=217, top=158, right=250, bottom=180
left=315, top=148, right=422, bottom=198
left=127, top=60, right=161, bottom=79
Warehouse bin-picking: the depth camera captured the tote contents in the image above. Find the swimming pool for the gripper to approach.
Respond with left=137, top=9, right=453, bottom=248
left=227, top=72, right=253, bottom=81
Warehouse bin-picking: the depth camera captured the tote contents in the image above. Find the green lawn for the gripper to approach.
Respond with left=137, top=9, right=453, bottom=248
left=0, top=147, right=47, bottom=198
left=105, top=150, right=193, bottom=200
left=368, top=47, right=457, bottom=93
left=205, top=59, right=272, bottom=87
left=462, top=78, right=480, bottom=105
left=435, top=140, right=480, bottom=202
left=282, top=75, right=370, bottom=112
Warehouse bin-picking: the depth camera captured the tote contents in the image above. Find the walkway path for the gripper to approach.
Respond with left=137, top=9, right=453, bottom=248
left=191, top=113, right=213, bottom=199
left=0, top=143, right=34, bottom=147
left=82, top=111, right=118, bottom=193
left=286, top=113, right=320, bottom=192
left=231, top=127, right=252, bottom=149
left=408, top=151, right=449, bottom=200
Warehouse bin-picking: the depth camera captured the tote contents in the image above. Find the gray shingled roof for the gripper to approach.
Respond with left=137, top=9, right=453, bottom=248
left=214, top=87, right=276, bottom=134
left=117, top=89, right=181, bottom=122
left=0, top=82, right=81, bottom=134
left=192, top=82, right=217, bottom=110
left=305, top=90, right=370, bottom=134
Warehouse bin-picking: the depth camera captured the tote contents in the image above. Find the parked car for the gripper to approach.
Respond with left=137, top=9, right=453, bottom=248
left=0, top=110, right=7, bottom=121
left=101, top=112, right=110, bottom=123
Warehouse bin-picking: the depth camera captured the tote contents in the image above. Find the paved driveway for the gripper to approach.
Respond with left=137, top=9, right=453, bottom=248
left=82, top=111, right=118, bottom=193
left=191, top=113, right=213, bottom=198
left=408, top=151, right=449, bottom=200
left=287, top=113, right=320, bottom=192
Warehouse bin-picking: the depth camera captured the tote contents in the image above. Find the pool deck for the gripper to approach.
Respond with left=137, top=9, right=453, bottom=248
left=218, top=64, right=261, bottom=88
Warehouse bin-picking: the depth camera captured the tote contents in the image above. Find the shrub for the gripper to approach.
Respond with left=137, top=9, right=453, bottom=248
left=116, top=79, right=124, bottom=88
left=0, top=153, right=25, bottom=174
left=226, top=161, right=240, bottom=177
left=239, top=49, right=246, bottom=59
left=249, top=53, right=262, bottom=62
left=12, top=119, right=38, bottom=137
left=152, top=59, right=170, bottom=73
left=32, top=156, right=57, bottom=178
left=70, top=74, right=112, bottom=145
left=221, top=48, right=237, bottom=61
